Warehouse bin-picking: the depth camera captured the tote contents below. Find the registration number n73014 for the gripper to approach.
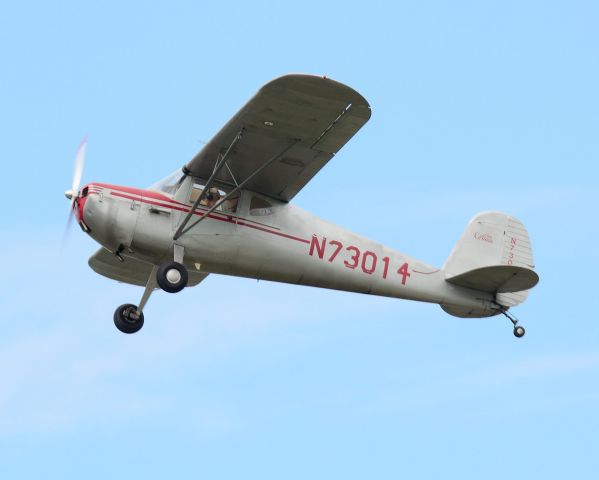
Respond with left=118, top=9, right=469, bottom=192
left=308, top=235, right=410, bottom=285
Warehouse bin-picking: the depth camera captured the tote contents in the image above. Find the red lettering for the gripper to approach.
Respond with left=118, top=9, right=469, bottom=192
left=309, top=235, right=326, bottom=259
left=382, top=256, right=390, bottom=279
left=361, top=251, right=377, bottom=274
left=397, top=262, right=411, bottom=285
left=344, top=246, right=360, bottom=269
left=328, top=240, right=343, bottom=262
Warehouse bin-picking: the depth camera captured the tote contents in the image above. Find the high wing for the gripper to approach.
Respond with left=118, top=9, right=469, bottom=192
left=89, top=248, right=209, bottom=287
left=184, top=74, right=371, bottom=202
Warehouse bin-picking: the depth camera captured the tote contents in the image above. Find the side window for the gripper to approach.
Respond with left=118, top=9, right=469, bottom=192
left=250, top=196, right=273, bottom=216
left=189, top=183, right=239, bottom=213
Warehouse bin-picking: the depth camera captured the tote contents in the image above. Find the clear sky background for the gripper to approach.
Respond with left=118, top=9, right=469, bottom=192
left=1, top=1, right=598, bottom=478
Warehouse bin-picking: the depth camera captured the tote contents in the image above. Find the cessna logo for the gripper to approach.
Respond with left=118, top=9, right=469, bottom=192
left=474, top=232, right=494, bottom=243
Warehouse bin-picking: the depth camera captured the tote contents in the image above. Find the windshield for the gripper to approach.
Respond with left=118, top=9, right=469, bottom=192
left=148, top=169, right=186, bottom=197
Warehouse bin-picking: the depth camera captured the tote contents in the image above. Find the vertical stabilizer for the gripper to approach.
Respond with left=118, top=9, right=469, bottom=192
left=443, top=212, right=538, bottom=306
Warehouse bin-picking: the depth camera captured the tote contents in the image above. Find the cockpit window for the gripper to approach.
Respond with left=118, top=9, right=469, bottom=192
left=149, top=169, right=186, bottom=196
left=190, top=183, right=239, bottom=213
left=249, top=196, right=273, bottom=216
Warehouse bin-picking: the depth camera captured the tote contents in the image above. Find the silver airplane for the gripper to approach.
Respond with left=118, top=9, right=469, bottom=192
left=64, top=74, right=539, bottom=337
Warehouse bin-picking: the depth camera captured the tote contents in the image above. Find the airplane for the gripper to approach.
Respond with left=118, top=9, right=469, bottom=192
left=64, top=74, right=539, bottom=337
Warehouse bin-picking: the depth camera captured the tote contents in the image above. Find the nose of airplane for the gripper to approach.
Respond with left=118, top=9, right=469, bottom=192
left=72, top=184, right=94, bottom=228
left=74, top=194, right=84, bottom=222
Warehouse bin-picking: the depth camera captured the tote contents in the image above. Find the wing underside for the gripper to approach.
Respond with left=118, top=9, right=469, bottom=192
left=185, top=74, right=371, bottom=201
left=89, top=248, right=209, bottom=287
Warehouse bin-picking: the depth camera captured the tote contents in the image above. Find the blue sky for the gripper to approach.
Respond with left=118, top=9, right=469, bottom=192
left=1, top=1, right=598, bottom=478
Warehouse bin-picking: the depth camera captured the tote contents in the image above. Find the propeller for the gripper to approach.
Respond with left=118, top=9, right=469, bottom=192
left=62, top=137, right=88, bottom=247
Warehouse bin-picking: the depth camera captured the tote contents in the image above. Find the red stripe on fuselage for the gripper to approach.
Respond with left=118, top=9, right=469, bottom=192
left=93, top=182, right=281, bottom=230
left=106, top=189, right=310, bottom=245
left=94, top=183, right=186, bottom=206
left=412, top=269, right=440, bottom=275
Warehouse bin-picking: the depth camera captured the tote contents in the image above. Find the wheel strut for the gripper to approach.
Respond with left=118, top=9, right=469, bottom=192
left=501, top=309, right=526, bottom=338
left=113, top=265, right=158, bottom=334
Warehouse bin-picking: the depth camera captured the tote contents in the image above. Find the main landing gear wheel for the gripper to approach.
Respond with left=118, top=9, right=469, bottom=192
left=513, top=325, right=526, bottom=338
left=156, top=261, right=188, bottom=293
left=114, top=303, right=144, bottom=334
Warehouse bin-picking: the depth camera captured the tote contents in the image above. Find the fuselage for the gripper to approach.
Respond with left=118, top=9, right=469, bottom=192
left=77, top=175, right=497, bottom=315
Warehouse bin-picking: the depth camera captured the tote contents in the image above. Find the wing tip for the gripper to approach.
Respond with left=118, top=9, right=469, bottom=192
left=261, top=73, right=371, bottom=109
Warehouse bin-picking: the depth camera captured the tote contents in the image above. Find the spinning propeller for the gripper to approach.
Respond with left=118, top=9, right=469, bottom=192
left=62, top=138, right=88, bottom=245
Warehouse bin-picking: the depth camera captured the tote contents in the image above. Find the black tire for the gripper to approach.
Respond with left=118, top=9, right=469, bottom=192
left=513, top=325, right=526, bottom=338
left=114, top=303, right=144, bottom=334
left=156, top=261, right=188, bottom=293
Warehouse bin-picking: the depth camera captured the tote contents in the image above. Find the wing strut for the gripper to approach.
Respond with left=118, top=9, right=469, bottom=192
left=173, top=138, right=300, bottom=240
left=173, top=129, right=244, bottom=240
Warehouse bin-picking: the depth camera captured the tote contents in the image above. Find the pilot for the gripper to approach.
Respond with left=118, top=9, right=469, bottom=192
left=206, top=187, right=221, bottom=208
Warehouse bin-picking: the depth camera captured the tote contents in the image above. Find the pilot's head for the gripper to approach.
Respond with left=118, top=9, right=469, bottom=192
left=206, top=187, right=221, bottom=204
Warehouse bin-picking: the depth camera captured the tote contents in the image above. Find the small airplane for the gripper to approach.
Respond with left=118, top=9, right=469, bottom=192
left=64, top=74, right=539, bottom=337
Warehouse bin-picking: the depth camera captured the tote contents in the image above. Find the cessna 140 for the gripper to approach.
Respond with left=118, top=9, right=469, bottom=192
left=64, top=74, right=539, bottom=337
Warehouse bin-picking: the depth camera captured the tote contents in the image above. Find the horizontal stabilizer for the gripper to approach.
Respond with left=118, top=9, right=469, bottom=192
left=446, top=265, right=539, bottom=293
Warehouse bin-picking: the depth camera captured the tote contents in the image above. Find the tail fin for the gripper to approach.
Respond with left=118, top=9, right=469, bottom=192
left=443, top=211, right=539, bottom=307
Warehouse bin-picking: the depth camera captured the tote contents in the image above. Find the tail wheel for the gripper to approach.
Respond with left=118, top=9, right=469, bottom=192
left=156, top=261, right=188, bottom=293
left=513, top=325, right=526, bottom=338
left=114, top=303, right=144, bottom=334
